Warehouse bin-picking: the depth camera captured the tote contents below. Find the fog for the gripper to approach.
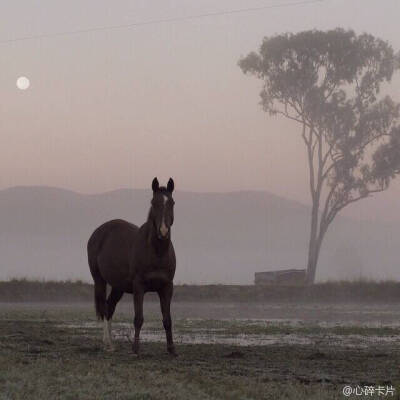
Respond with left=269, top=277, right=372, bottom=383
left=0, top=186, right=399, bottom=283
left=0, top=1, right=399, bottom=283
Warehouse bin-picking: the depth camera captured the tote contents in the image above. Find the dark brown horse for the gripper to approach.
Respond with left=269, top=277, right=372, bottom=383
left=87, top=177, right=176, bottom=355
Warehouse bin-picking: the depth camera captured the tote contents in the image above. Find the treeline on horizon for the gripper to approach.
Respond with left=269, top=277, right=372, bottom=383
left=0, top=278, right=400, bottom=303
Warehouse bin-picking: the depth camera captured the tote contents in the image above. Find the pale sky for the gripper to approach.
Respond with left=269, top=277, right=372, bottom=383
left=0, top=0, right=400, bottom=215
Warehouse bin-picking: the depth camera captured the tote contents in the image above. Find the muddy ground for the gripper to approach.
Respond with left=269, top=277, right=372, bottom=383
left=0, top=302, right=399, bottom=399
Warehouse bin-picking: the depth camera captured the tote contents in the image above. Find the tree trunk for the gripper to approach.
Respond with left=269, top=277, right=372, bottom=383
left=306, top=220, right=326, bottom=284
left=306, top=238, right=319, bottom=284
left=306, top=198, right=320, bottom=284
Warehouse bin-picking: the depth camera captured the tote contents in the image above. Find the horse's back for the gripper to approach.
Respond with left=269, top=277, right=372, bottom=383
left=88, top=219, right=139, bottom=292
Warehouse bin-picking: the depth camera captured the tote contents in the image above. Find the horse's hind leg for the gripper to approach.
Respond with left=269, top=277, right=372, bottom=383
left=103, top=287, right=123, bottom=350
left=93, top=278, right=107, bottom=320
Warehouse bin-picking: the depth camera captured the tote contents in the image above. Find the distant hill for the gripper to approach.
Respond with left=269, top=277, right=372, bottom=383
left=0, top=186, right=398, bottom=283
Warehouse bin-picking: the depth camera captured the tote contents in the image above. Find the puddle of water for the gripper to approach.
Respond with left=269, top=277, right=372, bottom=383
left=183, top=318, right=400, bottom=329
left=112, top=329, right=400, bottom=348
left=59, top=320, right=400, bottom=348
left=113, top=330, right=314, bottom=346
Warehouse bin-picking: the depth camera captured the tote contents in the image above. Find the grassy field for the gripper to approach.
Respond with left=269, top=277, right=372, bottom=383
left=1, top=279, right=400, bottom=303
left=1, top=303, right=399, bottom=399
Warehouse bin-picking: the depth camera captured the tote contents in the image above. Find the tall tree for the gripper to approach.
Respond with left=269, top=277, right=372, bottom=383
left=239, top=29, right=400, bottom=283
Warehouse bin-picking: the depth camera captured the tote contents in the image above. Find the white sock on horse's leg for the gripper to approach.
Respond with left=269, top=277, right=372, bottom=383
left=103, top=319, right=112, bottom=347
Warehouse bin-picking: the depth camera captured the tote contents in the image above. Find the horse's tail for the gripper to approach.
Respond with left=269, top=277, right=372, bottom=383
left=92, top=273, right=106, bottom=320
left=87, top=231, right=107, bottom=320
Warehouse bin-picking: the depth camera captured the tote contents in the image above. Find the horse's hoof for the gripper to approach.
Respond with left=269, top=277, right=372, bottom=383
left=167, top=347, right=178, bottom=357
left=132, top=344, right=139, bottom=356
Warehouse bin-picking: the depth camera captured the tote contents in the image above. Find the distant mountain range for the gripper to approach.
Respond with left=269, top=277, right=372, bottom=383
left=0, top=186, right=398, bottom=283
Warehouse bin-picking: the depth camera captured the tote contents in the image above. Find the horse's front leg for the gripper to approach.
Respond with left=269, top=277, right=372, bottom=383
left=132, top=285, right=144, bottom=355
left=158, top=282, right=177, bottom=356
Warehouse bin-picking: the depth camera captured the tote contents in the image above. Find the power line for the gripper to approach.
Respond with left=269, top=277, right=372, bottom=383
left=0, top=0, right=324, bottom=45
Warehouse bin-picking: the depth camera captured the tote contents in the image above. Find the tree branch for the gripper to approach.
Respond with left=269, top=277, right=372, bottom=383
left=305, top=124, right=316, bottom=199
left=327, top=186, right=386, bottom=225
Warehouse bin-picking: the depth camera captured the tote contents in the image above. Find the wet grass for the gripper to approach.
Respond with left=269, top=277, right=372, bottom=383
left=170, top=319, right=400, bottom=337
left=1, top=305, right=400, bottom=399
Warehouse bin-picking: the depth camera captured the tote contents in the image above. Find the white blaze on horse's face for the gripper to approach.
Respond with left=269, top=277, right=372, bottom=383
left=160, top=195, right=169, bottom=237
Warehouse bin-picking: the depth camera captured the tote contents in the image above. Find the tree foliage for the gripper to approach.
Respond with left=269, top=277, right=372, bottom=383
left=239, top=29, right=400, bottom=283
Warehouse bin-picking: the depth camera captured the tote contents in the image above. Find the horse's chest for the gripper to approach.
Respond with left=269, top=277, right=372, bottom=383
left=142, top=265, right=171, bottom=290
left=131, top=244, right=175, bottom=289
left=144, top=259, right=170, bottom=277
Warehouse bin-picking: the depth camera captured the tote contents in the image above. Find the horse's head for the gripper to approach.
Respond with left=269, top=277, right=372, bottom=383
left=149, top=177, right=175, bottom=240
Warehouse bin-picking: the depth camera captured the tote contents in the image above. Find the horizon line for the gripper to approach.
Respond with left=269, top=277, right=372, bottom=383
left=0, top=183, right=304, bottom=200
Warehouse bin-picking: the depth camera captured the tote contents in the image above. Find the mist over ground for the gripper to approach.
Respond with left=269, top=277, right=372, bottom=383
left=0, top=185, right=398, bottom=284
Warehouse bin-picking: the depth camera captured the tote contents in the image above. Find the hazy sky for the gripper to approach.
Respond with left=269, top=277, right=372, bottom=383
left=1, top=0, right=400, bottom=215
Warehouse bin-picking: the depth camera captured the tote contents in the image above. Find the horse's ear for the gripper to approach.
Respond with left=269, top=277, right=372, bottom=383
left=152, top=177, right=159, bottom=192
left=167, top=178, right=174, bottom=193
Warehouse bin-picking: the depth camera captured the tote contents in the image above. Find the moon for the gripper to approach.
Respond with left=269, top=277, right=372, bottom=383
left=16, top=76, right=30, bottom=90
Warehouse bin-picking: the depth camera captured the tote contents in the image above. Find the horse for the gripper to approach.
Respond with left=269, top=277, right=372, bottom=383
left=87, top=177, right=177, bottom=356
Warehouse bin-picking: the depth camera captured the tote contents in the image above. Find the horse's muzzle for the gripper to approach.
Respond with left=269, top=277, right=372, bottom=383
left=158, top=228, right=170, bottom=240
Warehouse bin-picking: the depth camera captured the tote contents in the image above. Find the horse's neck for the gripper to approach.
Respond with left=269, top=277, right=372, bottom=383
left=145, top=219, right=170, bottom=256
